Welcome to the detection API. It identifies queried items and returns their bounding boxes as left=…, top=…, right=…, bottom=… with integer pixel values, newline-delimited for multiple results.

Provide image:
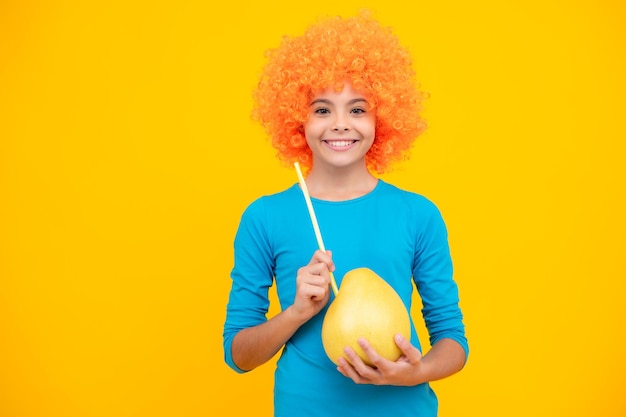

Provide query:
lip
left=323, top=139, right=358, bottom=151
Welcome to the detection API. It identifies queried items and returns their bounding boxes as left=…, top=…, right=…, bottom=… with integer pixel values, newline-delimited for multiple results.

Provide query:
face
left=303, top=83, right=376, bottom=172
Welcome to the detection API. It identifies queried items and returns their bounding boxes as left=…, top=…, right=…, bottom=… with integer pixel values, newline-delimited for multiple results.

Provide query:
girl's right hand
left=290, top=250, right=334, bottom=323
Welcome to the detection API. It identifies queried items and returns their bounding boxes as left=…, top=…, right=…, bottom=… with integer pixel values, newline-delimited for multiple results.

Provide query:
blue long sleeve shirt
left=223, top=180, right=468, bottom=416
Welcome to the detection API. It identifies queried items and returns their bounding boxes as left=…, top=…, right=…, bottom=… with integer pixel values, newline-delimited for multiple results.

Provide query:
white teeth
left=326, top=140, right=354, bottom=147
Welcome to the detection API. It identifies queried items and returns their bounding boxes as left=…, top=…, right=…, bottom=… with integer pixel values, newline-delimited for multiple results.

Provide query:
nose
left=332, top=115, right=350, bottom=132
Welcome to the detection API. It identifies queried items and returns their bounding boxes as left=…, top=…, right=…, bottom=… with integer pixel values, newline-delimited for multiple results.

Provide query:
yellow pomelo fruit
left=321, top=267, right=411, bottom=366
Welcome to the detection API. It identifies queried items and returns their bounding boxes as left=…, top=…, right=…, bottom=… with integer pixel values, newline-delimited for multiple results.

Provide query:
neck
left=304, top=164, right=378, bottom=201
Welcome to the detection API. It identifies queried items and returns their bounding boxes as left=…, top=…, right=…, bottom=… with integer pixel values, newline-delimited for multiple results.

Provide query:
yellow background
left=1, top=0, right=624, bottom=416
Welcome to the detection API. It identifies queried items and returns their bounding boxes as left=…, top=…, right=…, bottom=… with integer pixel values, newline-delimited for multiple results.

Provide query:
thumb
left=395, top=334, right=422, bottom=364
left=324, top=250, right=335, bottom=271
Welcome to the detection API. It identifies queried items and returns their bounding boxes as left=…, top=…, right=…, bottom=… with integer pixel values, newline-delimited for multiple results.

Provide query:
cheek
left=357, top=120, right=376, bottom=139
left=302, top=126, right=315, bottom=148
left=303, top=128, right=311, bottom=144
left=303, top=120, right=322, bottom=140
left=367, top=118, right=377, bottom=138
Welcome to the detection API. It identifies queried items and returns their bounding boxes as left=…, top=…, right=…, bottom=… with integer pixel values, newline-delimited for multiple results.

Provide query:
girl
left=223, top=12, right=468, bottom=417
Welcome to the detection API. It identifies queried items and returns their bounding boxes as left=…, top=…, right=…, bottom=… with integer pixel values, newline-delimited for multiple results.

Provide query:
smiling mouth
left=323, top=140, right=357, bottom=147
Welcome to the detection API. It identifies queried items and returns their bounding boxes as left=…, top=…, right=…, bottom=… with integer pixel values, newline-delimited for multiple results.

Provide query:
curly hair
left=252, top=11, right=426, bottom=174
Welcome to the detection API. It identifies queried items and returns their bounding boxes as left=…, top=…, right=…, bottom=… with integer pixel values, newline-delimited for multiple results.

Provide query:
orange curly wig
left=252, top=11, right=426, bottom=174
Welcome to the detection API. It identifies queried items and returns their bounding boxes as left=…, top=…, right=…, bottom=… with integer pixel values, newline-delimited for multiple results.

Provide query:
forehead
left=310, top=83, right=369, bottom=103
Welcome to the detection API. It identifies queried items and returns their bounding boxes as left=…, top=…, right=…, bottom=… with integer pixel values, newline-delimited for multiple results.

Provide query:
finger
left=337, top=356, right=367, bottom=384
left=325, top=250, right=335, bottom=271
left=299, top=269, right=332, bottom=297
left=298, top=279, right=329, bottom=300
left=343, top=344, right=378, bottom=381
left=394, top=334, right=422, bottom=365
left=356, top=337, right=388, bottom=370
left=308, top=250, right=335, bottom=272
left=305, top=261, right=331, bottom=278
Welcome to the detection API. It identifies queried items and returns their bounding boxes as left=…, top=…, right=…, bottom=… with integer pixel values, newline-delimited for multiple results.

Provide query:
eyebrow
left=310, top=98, right=369, bottom=106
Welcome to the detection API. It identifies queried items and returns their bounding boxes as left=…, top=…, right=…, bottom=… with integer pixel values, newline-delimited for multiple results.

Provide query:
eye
left=313, top=107, right=330, bottom=115
left=350, top=107, right=366, bottom=114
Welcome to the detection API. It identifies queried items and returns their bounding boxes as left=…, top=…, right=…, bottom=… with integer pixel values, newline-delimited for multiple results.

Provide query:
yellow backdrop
left=1, top=0, right=624, bottom=416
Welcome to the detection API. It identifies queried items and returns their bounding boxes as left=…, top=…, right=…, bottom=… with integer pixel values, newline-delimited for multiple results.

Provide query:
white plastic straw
left=294, top=162, right=339, bottom=296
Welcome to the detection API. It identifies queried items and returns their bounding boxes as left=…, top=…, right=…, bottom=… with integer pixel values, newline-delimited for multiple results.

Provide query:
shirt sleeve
left=222, top=199, right=275, bottom=373
left=412, top=202, right=469, bottom=359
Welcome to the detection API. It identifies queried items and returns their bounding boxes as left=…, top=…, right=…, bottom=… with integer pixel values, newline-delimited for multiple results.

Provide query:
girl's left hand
left=336, top=334, right=426, bottom=386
